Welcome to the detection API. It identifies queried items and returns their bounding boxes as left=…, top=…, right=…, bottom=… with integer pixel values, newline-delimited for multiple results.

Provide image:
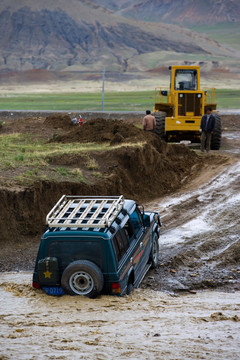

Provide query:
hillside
left=0, top=0, right=235, bottom=73
left=94, top=0, right=240, bottom=25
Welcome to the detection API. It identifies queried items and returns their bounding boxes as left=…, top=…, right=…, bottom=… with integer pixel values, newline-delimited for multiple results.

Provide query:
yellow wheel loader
left=153, top=65, right=222, bottom=150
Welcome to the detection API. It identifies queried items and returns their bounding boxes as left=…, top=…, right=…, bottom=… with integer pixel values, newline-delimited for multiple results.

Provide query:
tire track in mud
left=143, top=134, right=240, bottom=292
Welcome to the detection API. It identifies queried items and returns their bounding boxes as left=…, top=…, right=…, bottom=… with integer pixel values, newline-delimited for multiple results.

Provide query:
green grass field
left=0, top=89, right=239, bottom=111
left=0, top=91, right=154, bottom=111
left=0, top=132, right=143, bottom=186
left=215, top=89, right=240, bottom=109
left=190, top=22, right=240, bottom=51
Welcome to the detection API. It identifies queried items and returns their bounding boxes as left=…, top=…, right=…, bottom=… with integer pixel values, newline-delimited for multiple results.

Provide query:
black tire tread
left=211, top=114, right=222, bottom=150
left=153, top=111, right=166, bottom=140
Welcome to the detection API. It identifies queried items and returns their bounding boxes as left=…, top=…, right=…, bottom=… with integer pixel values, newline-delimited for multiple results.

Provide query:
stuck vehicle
left=32, top=195, right=161, bottom=298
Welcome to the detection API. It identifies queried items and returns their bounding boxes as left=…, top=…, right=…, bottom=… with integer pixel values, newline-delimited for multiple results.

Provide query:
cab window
left=129, top=209, right=143, bottom=236
left=174, top=69, right=197, bottom=90
left=112, top=229, right=130, bottom=263
left=123, top=219, right=134, bottom=241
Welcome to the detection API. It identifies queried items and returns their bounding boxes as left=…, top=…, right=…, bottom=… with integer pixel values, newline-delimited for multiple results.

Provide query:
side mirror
left=161, top=90, right=168, bottom=96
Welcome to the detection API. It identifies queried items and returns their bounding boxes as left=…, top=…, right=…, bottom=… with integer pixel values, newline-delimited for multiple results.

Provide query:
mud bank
left=0, top=115, right=203, bottom=248
left=1, top=110, right=240, bottom=129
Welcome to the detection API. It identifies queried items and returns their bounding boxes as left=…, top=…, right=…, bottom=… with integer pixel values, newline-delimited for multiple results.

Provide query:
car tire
left=126, top=283, right=134, bottom=295
left=149, top=233, right=159, bottom=269
left=61, top=260, right=104, bottom=298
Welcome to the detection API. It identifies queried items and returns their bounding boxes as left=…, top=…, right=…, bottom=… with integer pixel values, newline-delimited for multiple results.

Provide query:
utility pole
left=101, top=67, right=105, bottom=111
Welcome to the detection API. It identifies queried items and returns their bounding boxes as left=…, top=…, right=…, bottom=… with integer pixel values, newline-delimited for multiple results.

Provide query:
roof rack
left=46, top=195, right=125, bottom=229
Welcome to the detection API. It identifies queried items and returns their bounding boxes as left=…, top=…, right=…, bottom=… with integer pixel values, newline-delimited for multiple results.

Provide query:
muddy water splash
left=0, top=272, right=240, bottom=360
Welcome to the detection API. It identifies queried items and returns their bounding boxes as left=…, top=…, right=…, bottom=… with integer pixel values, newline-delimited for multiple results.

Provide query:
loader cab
left=169, top=65, right=200, bottom=92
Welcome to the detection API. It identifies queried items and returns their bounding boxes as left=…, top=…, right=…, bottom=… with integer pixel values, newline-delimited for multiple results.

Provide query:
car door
left=111, top=228, right=132, bottom=292
left=128, top=207, right=151, bottom=284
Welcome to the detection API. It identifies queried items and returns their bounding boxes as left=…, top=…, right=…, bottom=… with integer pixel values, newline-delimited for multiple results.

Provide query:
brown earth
left=0, top=113, right=238, bottom=281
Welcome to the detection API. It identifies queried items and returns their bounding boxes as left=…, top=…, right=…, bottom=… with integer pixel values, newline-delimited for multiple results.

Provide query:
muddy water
left=0, top=272, right=239, bottom=360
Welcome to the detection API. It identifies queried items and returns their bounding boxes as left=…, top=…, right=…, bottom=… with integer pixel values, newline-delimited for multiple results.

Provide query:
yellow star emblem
left=44, top=270, right=52, bottom=278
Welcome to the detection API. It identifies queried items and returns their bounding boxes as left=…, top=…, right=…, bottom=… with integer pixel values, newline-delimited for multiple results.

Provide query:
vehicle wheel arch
left=126, top=269, right=135, bottom=295
left=127, top=268, right=135, bottom=287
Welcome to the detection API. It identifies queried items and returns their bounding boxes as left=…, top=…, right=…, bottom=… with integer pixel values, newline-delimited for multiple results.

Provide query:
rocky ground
left=0, top=112, right=240, bottom=294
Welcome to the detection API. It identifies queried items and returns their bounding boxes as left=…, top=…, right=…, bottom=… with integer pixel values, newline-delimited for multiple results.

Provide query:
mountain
left=93, top=0, right=240, bottom=25
left=0, top=0, right=235, bottom=73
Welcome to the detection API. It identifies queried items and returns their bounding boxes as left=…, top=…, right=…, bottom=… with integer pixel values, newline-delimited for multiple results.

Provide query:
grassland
left=0, top=91, right=154, bottom=111
left=0, top=133, right=103, bottom=185
left=190, top=22, right=240, bottom=51
left=215, top=89, right=240, bottom=109
left=0, top=89, right=239, bottom=111
left=0, top=132, right=143, bottom=186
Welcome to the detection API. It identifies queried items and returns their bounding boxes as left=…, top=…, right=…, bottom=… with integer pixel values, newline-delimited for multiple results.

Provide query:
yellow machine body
left=154, top=65, right=217, bottom=141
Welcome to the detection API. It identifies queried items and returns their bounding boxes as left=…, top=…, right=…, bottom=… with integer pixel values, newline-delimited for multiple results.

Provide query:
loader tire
left=211, top=114, right=222, bottom=150
left=154, top=112, right=167, bottom=140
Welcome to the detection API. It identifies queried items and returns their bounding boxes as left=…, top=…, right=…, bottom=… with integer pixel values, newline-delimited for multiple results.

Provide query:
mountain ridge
left=0, top=0, right=238, bottom=74
left=93, top=0, right=240, bottom=25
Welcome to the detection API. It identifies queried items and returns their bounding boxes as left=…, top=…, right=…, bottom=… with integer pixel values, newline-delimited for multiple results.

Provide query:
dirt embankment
left=0, top=115, right=198, bottom=238
left=0, top=113, right=238, bottom=273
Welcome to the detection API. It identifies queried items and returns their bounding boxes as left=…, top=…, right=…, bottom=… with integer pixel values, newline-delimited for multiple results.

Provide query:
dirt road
left=142, top=131, right=240, bottom=293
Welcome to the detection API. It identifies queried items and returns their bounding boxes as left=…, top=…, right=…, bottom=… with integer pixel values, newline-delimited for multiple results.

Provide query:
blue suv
left=33, top=195, right=161, bottom=298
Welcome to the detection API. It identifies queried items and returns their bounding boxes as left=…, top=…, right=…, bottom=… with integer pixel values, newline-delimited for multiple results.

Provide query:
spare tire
left=61, top=260, right=104, bottom=298
left=211, top=114, right=222, bottom=150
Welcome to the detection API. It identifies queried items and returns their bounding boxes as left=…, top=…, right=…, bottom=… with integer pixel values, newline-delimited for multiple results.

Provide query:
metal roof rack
left=46, top=195, right=125, bottom=229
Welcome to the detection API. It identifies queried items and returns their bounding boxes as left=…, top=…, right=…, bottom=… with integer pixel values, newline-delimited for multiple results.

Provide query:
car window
left=123, top=220, right=134, bottom=239
left=48, top=240, right=103, bottom=269
left=129, top=209, right=143, bottom=236
left=112, top=229, right=130, bottom=263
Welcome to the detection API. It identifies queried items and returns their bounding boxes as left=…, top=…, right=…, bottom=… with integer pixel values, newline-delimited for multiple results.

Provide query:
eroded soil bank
left=0, top=115, right=202, bottom=245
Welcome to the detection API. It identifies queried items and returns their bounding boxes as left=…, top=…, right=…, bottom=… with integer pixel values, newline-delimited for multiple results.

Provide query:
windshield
left=174, top=69, right=197, bottom=90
